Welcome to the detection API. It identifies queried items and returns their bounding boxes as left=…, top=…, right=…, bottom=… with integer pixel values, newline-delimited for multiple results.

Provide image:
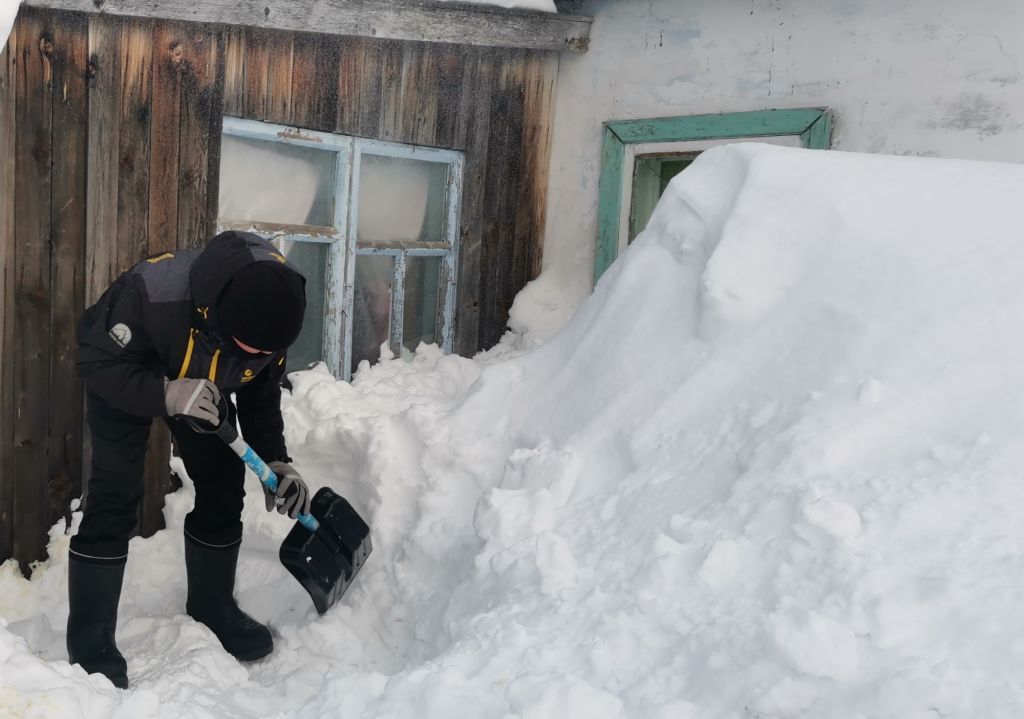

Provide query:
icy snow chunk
left=506, top=270, right=581, bottom=350
left=801, top=495, right=863, bottom=540
left=749, top=400, right=779, bottom=429
left=473, top=487, right=556, bottom=546
left=858, top=378, right=883, bottom=404
left=769, top=610, right=861, bottom=681
left=506, top=674, right=625, bottom=719
left=696, top=538, right=758, bottom=591
left=535, top=532, right=580, bottom=596
left=752, top=675, right=820, bottom=716
left=651, top=699, right=701, bottom=719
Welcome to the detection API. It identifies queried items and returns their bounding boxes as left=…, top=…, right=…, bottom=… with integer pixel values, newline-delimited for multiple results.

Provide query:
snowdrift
left=3, top=143, right=1024, bottom=718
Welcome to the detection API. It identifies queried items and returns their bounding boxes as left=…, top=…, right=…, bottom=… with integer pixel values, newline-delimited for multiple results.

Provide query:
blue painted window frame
left=219, top=117, right=464, bottom=380
left=595, top=107, right=833, bottom=282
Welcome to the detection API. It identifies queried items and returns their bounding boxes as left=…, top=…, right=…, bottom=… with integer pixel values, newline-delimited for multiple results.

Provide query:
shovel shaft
left=226, top=436, right=320, bottom=533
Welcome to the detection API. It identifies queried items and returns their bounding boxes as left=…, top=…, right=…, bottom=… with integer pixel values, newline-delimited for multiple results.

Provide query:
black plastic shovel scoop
left=185, top=405, right=372, bottom=615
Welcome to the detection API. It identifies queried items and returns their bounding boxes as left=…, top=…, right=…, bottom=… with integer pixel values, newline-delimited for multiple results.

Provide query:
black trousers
left=70, top=391, right=246, bottom=562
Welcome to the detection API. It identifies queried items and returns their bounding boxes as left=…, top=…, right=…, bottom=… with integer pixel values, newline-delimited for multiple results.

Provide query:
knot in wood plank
left=39, top=34, right=54, bottom=58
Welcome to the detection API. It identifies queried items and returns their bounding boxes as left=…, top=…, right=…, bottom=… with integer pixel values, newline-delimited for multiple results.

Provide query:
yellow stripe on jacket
left=177, top=328, right=197, bottom=379
left=208, top=349, right=220, bottom=382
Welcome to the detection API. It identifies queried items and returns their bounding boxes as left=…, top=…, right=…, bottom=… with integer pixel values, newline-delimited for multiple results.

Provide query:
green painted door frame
left=595, top=107, right=833, bottom=282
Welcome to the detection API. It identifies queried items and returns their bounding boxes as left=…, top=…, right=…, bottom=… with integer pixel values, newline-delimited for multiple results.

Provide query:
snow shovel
left=184, top=404, right=372, bottom=615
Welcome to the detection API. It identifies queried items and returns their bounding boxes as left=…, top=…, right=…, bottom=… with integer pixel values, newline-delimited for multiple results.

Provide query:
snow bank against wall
left=4, top=144, right=1024, bottom=717
left=543, top=0, right=1024, bottom=307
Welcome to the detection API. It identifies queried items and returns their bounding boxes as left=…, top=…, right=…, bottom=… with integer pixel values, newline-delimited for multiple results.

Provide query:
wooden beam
left=453, top=46, right=494, bottom=356
left=594, top=125, right=625, bottom=284
left=432, top=42, right=467, bottom=150
left=176, top=23, right=220, bottom=250
left=85, top=15, right=122, bottom=305
left=480, top=54, right=525, bottom=350
left=0, top=27, right=18, bottom=565
left=291, top=32, right=340, bottom=133
left=48, top=11, right=89, bottom=535
left=514, top=51, right=557, bottom=283
left=147, top=21, right=183, bottom=254
left=13, top=10, right=55, bottom=571
left=606, top=108, right=828, bottom=145
left=82, top=14, right=122, bottom=510
left=801, top=111, right=834, bottom=150
left=115, top=18, right=153, bottom=273
left=23, top=0, right=592, bottom=53
left=377, top=39, right=403, bottom=142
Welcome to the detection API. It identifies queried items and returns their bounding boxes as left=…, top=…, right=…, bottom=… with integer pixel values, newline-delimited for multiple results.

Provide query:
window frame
left=595, top=108, right=833, bottom=282
left=218, top=117, right=463, bottom=380
left=347, top=140, right=463, bottom=375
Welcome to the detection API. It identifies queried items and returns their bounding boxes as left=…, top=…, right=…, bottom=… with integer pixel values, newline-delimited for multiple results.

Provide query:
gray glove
left=265, top=461, right=311, bottom=519
left=165, top=378, right=221, bottom=425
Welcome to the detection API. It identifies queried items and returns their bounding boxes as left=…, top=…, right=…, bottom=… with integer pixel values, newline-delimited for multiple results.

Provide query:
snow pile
left=4, top=143, right=1024, bottom=717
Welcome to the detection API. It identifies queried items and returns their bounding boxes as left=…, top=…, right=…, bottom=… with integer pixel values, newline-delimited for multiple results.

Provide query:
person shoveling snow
left=5, top=144, right=1024, bottom=717
left=72, top=231, right=318, bottom=688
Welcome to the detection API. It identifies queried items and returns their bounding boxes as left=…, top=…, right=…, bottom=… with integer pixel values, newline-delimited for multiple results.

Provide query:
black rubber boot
left=67, top=555, right=129, bottom=689
left=184, top=532, right=274, bottom=661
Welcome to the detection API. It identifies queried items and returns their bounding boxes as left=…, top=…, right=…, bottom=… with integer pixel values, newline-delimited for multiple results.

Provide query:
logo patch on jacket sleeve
left=109, top=323, right=132, bottom=348
left=241, top=368, right=255, bottom=382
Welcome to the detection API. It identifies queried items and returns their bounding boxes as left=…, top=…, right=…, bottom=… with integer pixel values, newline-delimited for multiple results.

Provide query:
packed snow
left=4, top=143, right=1024, bottom=717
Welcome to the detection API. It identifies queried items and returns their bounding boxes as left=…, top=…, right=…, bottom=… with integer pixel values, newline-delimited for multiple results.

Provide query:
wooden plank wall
left=0, top=7, right=223, bottom=571
left=0, top=9, right=558, bottom=571
left=0, top=22, right=20, bottom=565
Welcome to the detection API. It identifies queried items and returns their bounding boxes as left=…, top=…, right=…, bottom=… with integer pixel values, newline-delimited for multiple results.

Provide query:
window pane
left=219, top=134, right=336, bottom=226
left=403, top=256, right=443, bottom=352
left=357, top=154, right=449, bottom=244
left=351, top=254, right=394, bottom=374
left=629, top=153, right=696, bottom=244
left=278, top=239, right=328, bottom=372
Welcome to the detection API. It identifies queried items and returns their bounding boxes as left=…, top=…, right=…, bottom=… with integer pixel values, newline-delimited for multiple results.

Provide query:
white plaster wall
left=542, top=0, right=1024, bottom=303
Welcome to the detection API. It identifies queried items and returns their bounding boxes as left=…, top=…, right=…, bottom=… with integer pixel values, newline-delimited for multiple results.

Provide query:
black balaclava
left=218, top=261, right=306, bottom=352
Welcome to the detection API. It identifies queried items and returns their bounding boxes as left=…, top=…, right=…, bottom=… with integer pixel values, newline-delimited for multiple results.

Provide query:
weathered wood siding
left=225, top=28, right=557, bottom=355
left=0, top=7, right=558, bottom=571
left=0, top=8, right=224, bottom=569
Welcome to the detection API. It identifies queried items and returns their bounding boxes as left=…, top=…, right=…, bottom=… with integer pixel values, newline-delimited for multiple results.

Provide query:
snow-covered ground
left=4, top=143, right=1024, bottom=717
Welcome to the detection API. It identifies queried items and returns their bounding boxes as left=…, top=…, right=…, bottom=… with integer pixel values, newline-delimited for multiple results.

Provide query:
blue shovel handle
left=235, top=441, right=320, bottom=532
left=183, top=408, right=319, bottom=532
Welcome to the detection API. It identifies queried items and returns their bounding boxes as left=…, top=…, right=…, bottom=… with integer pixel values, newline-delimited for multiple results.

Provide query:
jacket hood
left=190, top=230, right=306, bottom=340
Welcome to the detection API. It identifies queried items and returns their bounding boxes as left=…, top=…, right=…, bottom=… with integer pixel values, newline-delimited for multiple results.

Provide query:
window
left=628, top=152, right=699, bottom=245
left=218, top=118, right=463, bottom=379
left=596, top=108, right=833, bottom=282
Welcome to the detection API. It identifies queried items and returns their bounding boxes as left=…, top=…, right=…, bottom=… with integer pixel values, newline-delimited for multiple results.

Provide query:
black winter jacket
left=76, top=231, right=307, bottom=463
